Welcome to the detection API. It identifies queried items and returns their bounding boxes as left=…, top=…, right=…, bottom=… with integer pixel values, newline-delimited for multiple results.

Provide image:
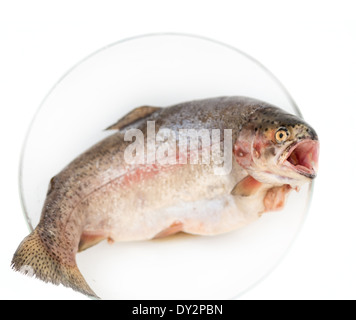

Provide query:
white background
left=0, top=0, right=355, bottom=300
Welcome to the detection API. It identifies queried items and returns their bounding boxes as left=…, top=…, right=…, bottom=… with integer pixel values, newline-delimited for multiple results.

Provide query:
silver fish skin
left=11, top=96, right=319, bottom=298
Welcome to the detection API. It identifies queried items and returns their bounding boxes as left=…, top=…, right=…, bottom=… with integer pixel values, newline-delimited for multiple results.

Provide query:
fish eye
left=275, top=127, right=289, bottom=143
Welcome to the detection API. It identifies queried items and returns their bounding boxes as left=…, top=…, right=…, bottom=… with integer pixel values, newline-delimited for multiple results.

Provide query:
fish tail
left=11, top=227, right=99, bottom=299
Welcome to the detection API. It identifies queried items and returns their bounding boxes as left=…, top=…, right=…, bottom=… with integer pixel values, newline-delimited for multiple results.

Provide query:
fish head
left=234, top=107, right=319, bottom=187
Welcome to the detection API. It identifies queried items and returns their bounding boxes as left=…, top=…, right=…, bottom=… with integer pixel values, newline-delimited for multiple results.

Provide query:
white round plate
left=20, top=33, right=313, bottom=299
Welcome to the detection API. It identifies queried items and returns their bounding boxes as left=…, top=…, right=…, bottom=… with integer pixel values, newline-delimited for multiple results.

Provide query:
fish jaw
left=279, top=139, right=319, bottom=179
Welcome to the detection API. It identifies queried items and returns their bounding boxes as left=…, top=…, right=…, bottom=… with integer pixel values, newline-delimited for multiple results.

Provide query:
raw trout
left=12, top=96, right=319, bottom=298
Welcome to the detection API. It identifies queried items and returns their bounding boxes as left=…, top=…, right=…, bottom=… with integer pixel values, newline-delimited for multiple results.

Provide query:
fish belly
left=77, top=161, right=265, bottom=242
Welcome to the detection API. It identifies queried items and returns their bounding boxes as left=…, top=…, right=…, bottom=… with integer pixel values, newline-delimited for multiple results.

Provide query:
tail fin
left=11, top=228, right=99, bottom=299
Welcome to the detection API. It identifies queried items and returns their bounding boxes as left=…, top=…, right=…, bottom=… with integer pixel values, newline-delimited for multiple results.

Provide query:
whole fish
left=12, top=96, right=319, bottom=298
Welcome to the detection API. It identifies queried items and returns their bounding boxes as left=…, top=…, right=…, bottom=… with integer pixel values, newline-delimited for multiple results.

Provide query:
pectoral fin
left=106, top=106, right=161, bottom=131
left=231, top=175, right=263, bottom=197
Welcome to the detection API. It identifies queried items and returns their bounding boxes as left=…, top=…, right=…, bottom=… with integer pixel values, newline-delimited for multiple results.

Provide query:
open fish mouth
left=282, top=139, right=319, bottom=179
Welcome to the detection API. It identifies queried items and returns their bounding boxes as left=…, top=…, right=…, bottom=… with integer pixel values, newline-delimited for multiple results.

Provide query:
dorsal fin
left=105, top=106, right=161, bottom=131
